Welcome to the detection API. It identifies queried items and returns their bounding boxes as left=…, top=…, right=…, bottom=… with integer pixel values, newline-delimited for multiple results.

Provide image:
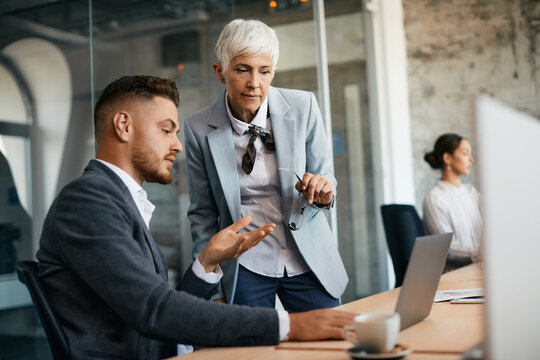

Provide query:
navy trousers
left=233, top=265, right=339, bottom=313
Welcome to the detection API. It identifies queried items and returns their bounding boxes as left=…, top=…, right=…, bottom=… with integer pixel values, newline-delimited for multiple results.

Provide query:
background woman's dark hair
left=424, top=133, right=464, bottom=169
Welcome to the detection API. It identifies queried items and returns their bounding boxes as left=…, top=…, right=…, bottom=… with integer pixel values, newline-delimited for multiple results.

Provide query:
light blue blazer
left=184, top=86, right=348, bottom=303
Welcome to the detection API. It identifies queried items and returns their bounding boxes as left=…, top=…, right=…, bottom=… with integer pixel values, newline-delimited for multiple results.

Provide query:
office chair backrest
left=380, top=204, right=424, bottom=288
left=16, top=261, right=70, bottom=360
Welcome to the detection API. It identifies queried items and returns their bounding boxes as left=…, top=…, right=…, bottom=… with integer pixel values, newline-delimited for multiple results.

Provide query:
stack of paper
left=434, top=288, right=485, bottom=302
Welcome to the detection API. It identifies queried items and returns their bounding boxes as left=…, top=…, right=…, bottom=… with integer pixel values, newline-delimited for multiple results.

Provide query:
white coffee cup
left=342, top=312, right=400, bottom=353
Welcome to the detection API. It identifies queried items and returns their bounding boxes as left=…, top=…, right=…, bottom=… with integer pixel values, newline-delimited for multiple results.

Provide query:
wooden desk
left=168, top=264, right=484, bottom=359
left=177, top=347, right=463, bottom=360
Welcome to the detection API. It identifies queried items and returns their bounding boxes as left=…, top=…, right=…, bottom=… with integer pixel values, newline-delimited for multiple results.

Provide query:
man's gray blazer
left=184, top=86, right=348, bottom=303
left=37, top=160, right=279, bottom=360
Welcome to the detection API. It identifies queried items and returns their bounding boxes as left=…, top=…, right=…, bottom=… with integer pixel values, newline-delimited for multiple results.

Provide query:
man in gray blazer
left=36, top=75, right=354, bottom=360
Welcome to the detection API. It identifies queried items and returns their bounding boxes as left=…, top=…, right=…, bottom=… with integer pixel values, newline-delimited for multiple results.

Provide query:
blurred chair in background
left=380, top=204, right=424, bottom=288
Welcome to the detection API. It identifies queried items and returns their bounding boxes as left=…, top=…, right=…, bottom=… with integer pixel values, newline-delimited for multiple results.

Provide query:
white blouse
left=423, top=180, right=483, bottom=259
left=225, top=94, right=309, bottom=278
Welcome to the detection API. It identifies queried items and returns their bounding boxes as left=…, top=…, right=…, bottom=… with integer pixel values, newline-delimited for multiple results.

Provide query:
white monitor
left=476, top=96, right=540, bottom=360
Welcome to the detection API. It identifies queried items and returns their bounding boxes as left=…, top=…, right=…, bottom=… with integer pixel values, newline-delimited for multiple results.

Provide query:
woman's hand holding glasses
left=266, top=169, right=334, bottom=231
left=281, top=168, right=333, bottom=206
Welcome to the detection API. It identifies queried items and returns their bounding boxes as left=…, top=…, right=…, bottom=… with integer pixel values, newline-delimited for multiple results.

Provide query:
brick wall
left=403, top=0, right=540, bottom=212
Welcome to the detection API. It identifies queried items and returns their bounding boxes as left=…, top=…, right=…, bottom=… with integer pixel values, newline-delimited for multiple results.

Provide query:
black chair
left=380, top=204, right=424, bottom=288
left=16, top=261, right=70, bottom=360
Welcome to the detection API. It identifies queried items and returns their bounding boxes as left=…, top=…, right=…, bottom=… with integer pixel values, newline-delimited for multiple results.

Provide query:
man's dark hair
left=94, top=75, right=179, bottom=134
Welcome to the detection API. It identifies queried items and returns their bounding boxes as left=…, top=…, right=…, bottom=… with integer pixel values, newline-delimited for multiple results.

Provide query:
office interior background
left=0, top=0, right=538, bottom=358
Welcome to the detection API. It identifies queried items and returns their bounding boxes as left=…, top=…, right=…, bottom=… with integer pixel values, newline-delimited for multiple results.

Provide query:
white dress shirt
left=225, top=94, right=310, bottom=278
left=96, top=159, right=290, bottom=344
left=423, top=180, right=483, bottom=259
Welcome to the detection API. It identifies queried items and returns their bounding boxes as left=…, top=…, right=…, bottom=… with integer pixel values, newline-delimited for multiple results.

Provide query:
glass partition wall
left=0, top=2, right=92, bottom=357
left=0, top=1, right=386, bottom=358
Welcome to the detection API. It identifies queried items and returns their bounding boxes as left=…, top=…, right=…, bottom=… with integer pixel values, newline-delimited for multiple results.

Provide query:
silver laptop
left=394, top=233, right=453, bottom=330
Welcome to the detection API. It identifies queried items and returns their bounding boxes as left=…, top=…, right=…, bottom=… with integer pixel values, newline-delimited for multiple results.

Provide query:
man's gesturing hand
left=198, top=216, right=275, bottom=273
left=288, top=309, right=356, bottom=341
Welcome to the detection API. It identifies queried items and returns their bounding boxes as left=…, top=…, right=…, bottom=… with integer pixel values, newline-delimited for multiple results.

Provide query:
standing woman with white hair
left=184, top=19, right=348, bottom=312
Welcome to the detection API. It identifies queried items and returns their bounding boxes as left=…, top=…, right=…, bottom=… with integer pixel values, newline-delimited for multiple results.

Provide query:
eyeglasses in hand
left=265, top=168, right=308, bottom=231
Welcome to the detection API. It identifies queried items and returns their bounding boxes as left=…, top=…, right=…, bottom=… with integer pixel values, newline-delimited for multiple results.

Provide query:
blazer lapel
left=141, top=225, right=168, bottom=280
left=88, top=160, right=167, bottom=279
left=268, top=87, right=297, bottom=219
left=122, top=188, right=168, bottom=279
left=207, top=97, right=242, bottom=222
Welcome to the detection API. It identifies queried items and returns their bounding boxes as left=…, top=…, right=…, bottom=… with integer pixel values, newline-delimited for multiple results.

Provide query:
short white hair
left=215, top=18, right=279, bottom=71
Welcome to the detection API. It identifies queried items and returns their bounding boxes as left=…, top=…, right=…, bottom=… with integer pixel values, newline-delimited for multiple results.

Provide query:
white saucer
left=346, top=344, right=413, bottom=359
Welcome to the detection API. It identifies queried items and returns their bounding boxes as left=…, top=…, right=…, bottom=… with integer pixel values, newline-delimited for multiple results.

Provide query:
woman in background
left=423, top=133, right=482, bottom=272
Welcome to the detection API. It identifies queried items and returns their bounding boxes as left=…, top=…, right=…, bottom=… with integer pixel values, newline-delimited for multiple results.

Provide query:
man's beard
left=132, top=137, right=172, bottom=185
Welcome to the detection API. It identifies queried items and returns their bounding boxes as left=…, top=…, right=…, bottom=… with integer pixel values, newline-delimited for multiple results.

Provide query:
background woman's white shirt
left=423, top=180, right=482, bottom=259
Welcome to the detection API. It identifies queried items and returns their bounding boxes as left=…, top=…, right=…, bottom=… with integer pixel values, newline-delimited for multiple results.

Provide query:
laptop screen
left=395, top=233, right=452, bottom=330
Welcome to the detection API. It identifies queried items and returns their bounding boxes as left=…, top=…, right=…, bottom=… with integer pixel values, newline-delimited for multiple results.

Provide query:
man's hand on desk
left=198, top=216, right=276, bottom=273
left=288, top=309, right=356, bottom=341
